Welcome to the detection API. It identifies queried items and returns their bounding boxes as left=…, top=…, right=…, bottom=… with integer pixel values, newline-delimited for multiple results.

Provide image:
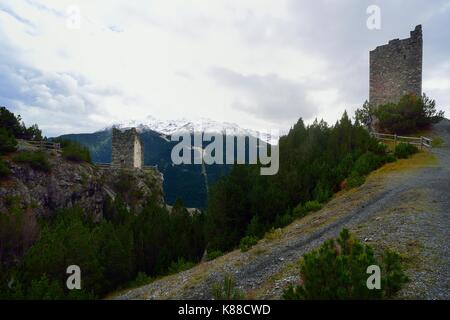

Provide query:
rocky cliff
left=0, top=149, right=164, bottom=222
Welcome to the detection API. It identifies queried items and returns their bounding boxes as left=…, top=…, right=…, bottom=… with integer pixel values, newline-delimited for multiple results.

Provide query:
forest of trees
left=1, top=106, right=206, bottom=299
left=0, top=197, right=205, bottom=299
left=205, top=112, right=396, bottom=252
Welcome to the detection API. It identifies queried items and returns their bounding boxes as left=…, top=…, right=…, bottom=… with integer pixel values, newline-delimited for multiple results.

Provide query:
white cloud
left=0, top=0, right=449, bottom=136
left=209, top=67, right=316, bottom=126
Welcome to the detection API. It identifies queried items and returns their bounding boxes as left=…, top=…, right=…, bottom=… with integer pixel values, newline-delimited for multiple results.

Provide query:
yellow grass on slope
left=368, top=151, right=438, bottom=179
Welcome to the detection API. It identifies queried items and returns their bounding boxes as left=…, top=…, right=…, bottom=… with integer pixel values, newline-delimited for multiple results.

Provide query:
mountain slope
left=112, top=121, right=450, bottom=300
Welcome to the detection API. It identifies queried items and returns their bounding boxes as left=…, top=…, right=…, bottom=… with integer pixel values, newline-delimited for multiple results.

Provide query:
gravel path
left=114, top=120, right=450, bottom=300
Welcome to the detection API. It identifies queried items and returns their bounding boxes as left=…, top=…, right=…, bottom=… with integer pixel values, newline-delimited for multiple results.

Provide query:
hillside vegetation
left=0, top=106, right=204, bottom=299
left=205, top=111, right=399, bottom=253
left=355, top=93, right=444, bottom=134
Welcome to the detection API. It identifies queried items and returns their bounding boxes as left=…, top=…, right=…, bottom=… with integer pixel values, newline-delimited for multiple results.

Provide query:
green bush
left=25, top=275, right=65, bottom=300
left=239, top=235, right=258, bottom=252
left=212, top=274, right=244, bottom=300
left=304, top=200, right=322, bottom=212
left=373, top=94, right=444, bottom=134
left=128, top=272, right=153, bottom=288
left=272, top=213, right=294, bottom=229
left=206, top=250, right=224, bottom=261
left=283, top=229, right=408, bottom=299
left=0, top=158, right=11, bottom=178
left=293, top=200, right=322, bottom=218
left=13, top=151, right=51, bottom=172
left=4, top=275, right=96, bottom=300
left=385, top=154, right=397, bottom=163
left=351, top=152, right=384, bottom=177
left=372, top=142, right=388, bottom=155
left=60, top=140, right=91, bottom=163
left=167, top=258, right=195, bottom=274
left=0, top=127, right=17, bottom=154
left=346, top=174, right=366, bottom=189
left=246, top=215, right=265, bottom=238
left=394, top=143, right=418, bottom=159
left=293, top=203, right=307, bottom=218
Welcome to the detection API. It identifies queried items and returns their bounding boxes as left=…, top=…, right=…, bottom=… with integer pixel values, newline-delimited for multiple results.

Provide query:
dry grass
left=251, top=247, right=267, bottom=256
left=368, top=151, right=437, bottom=179
left=246, top=261, right=300, bottom=299
left=264, top=228, right=283, bottom=241
left=431, top=137, right=445, bottom=147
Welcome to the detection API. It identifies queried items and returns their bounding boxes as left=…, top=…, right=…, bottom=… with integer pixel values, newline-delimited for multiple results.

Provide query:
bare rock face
left=0, top=151, right=164, bottom=222
left=0, top=151, right=105, bottom=221
left=100, top=166, right=165, bottom=213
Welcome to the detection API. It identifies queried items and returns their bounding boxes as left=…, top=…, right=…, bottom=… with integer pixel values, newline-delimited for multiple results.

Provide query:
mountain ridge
left=105, top=116, right=278, bottom=142
left=58, top=118, right=276, bottom=208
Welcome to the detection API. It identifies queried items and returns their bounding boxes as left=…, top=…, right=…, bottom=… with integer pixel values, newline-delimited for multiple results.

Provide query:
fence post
left=420, top=137, right=423, bottom=150
left=394, top=134, right=397, bottom=147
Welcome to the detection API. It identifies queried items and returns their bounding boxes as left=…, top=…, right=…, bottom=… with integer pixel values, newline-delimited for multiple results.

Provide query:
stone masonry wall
left=369, top=25, right=422, bottom=107
left=111, top=128, right=144, bottom=169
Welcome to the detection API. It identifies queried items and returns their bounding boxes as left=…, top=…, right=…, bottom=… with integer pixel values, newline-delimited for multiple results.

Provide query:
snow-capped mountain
left=61, top=117, right=280, bottom=208
left=110, top=116, right=278, bottom=142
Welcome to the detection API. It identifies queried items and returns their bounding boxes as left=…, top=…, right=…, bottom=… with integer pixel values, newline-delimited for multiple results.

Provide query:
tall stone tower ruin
left=111, top=127, right=144, bottom=169
left=369, top=25, right=423, bottom=107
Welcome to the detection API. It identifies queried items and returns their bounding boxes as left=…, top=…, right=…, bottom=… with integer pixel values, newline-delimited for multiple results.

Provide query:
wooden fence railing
left=370, top=132, right=432, bottom=149
left=17, top=139, right=61, bottom=150
left=95, top=163, right=158, bottom=170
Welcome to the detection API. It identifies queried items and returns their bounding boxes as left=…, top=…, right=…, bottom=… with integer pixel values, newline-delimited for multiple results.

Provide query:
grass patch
left=239, top=235, right=258, bottom=252
left=212, top=274, right=244, bottom=300
left=400, top=240, right=425, bottom=271
left=346, top=174, right=365, bottom=189
left=127, top=272, right=154, bottom=288
left=60, top=140, right=91, bottom=163
left=167, top=258, right=195, bottom=274
left=12, top=151, right=51, bottom=172
left=264, top=228, right=283, bottom=241
left=431, top=136, right=444, bottom=148
left=368, top=151, right=438, bottom=179
left=293, top=200, right=323, bottom=218
left=394, top=143, right=418, bottom=159
left=206, top=250, right=224, bottom=261
left=246, top=261, right=299, bottom=299
left=251, top=247, right=267, bottom=256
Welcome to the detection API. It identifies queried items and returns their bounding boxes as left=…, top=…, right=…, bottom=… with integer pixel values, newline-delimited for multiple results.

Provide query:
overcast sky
left=0, top=0, right=449, bottom=136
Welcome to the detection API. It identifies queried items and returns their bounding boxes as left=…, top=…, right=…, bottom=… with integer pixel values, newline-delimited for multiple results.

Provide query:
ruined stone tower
left=369, top=25, right=423, bottom=107
left=111, top=127, right=144, bottom=169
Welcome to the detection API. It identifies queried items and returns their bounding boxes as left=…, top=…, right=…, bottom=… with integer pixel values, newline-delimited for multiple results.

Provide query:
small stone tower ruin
left=111, top=127, right=144, bottom=169
left=369, top=25, right=423, bottom=107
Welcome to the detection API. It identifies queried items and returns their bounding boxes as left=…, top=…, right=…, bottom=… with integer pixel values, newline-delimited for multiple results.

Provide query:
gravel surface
left=114, top=120, right=450, bottom=300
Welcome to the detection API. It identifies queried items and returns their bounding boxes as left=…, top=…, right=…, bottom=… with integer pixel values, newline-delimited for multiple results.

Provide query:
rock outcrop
left=0, top=150, right=164, bottom=222
left=100, top=166, right=165, bottom=213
